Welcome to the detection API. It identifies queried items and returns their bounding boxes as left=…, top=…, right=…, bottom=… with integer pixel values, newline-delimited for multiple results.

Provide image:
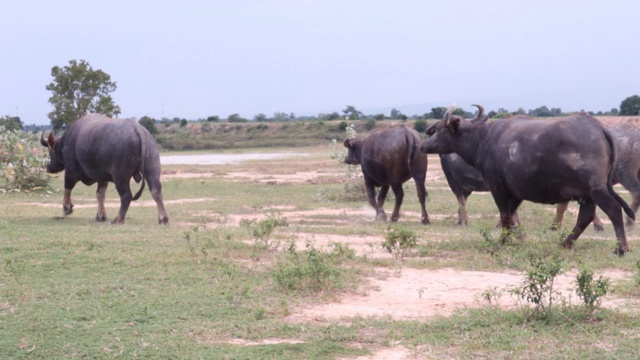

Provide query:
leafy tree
left=390, top=108, right=404, bottom=119
left=431, top=107, right=447, bottom=119
left=206, top=115, right=220, bottom=122
left=610, top=108, right=619, bottom=115
left=342, top=105, right=361, bottom=120
left=138, top=116, right=157, bottom=134
left=45, top=59, right=121, bottom=131
left=179, top=119, right=188, bottom=128
left=373, top=113, right=385, bottom=121
left=227, top=113, right=247, bottom=123
left=254, top=113, right=267, bottom=122
left=413, top=119, right=427, bottom=133
left=273, top=112, right=289, bottom=121
left=0, top=115, right=23, bottom=131
left=487, top=110, right=498, bottom=118
left=620, top=95, right=640, bottom=115
left=364, top=118, right=376, bottom=130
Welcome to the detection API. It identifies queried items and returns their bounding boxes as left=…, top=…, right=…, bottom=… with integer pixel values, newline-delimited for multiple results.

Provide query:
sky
left=2, top=0, right=639, bottom=125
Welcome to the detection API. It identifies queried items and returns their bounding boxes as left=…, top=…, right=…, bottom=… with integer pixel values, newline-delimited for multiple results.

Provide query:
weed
left=510, top=253, right=565, bottom=318
left=382, top=225, right=418, bottom=261
left=251, top=213, right=288, bottom=250
left=575, top=268, right=610, bottom=317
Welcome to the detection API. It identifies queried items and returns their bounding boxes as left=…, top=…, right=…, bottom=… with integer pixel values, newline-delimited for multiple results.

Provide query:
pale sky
left=2, top=0, right=639, bottom=125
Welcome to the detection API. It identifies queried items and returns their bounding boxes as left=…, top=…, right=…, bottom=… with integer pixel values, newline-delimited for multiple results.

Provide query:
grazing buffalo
left=421, top=104, right=634, bottom=255
left=553, top=124, right=640, bottom=230
left=344, top=124, right=429, bottom=224
left=41, top=114, right=169, bottom=224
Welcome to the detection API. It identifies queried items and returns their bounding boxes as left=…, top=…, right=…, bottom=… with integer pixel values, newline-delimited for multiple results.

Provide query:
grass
left=1, top=146, right=640, bottom=358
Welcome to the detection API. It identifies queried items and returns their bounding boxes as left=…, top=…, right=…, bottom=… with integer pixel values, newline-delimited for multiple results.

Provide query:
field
left=2, top=142, right=640, bottom=359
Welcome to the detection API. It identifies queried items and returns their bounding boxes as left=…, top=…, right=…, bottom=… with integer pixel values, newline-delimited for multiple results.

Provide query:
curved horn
left=470, top=104, right=485, bottom=122
left=40, top=131, right=49, bottom=147
left=443, top=103, right=457, bottom=125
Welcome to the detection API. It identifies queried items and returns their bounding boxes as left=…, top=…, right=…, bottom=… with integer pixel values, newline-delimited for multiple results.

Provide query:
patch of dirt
left=286, top=267, right=635, bottom=323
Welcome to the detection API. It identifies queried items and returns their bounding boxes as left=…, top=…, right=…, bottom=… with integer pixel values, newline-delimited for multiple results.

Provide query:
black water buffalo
left=421, top=104, right=634, bottom=255
left=553, top=123, right=640, bottom=230
left=41, top=114, right=169, bottom=224
left=344, top=124, right=429, bottom=224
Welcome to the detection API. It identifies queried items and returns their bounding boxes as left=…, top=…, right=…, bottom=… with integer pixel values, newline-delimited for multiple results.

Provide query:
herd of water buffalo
left=344, top=104, right=640, bottom=256
left=38, top=106, right=639, bottom=256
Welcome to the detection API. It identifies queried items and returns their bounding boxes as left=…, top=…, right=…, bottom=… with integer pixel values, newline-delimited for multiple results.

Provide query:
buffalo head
left=40, top=131, right=65, bottom=173
left=343, top=138, right=364, bottom=165
left=421, top=104, right=487, bottom=154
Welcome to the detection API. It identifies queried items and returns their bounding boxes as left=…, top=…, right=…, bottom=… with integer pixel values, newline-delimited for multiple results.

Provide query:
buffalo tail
left=604, top=129, right=635, bottom=220
left=132, top=124, right=148, bottom=202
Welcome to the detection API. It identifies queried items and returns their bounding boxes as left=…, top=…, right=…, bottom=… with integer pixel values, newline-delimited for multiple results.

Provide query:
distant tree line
left=5, top=58, right=640, bottom=130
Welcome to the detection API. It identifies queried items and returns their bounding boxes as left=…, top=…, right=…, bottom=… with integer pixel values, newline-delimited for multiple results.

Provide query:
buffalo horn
left=40, top=131, right=49, bottom=147
left=470, top=104, right=485, bottom=122
left=443, top=103, right=457, bottom=125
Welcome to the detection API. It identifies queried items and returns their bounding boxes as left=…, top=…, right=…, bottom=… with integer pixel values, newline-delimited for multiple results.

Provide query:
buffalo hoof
left=111, top=218, right=125, bottom=225
left=421, top=218, right=430, bottom=225
left=561, top=240, right=574, bottom=250
left=158, top=216, right=169, bottom=225
left=594, top=224, right=605, bottom=232
left=612, top=247, right=628, bottom=257
left=63, top=204, right=74, bottom=216
left=96, top=214, right=107, bottom=222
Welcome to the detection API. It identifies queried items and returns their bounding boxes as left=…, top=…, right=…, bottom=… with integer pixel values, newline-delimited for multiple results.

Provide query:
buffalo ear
left=447, top=118, right=461, bottom=135
left=47, top=131, right=56, bottom=149
left=343, top=138, right=351, bottom=148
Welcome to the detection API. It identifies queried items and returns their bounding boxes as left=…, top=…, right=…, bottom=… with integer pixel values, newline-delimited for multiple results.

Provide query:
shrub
left=575, top=268, right=610, bottom=317
left=0, top=127, right=51, bottom=193
left=382, top=225, right=418, bottom=261
left=413, top=119, right=427, bottom=133
left=510, top=254, right=565, bottom=318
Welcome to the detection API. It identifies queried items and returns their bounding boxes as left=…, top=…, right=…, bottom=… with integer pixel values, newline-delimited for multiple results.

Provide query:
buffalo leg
left=618, top=170, right=640, bottom=227
left=492, top=193, right=522, bottom=243
left=553, top=201, right=603, bottom=231
left=95, top=182, right=108, bottom=221
left=62, top=179, right=77, bottom=216
left=551, top=202, right=568, bottom=230
left=374, top=185, right=389, bottom=221
left=390, top=184, right=404, bottom=222
left=562, top=199, right=596, bottom=250
left=413, top=176, right=430, bottom=225
left=591, top=189, right=628, bottom=255
left=112, top=180, right=133, bottom=224
left=456, top=191, right=471, bottom=225
left=147, top=176, right=169, bottom=224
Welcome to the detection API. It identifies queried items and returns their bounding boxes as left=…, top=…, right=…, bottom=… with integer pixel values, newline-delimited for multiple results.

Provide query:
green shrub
left=382, top=225, right=418, bottom=261
left=510, top=254, right=565, bottom=318
left=575, top=268, right=610, bottom=317
left=413, top=119, right=427, bottom=133
left=0, top=127, right=51, bottom=193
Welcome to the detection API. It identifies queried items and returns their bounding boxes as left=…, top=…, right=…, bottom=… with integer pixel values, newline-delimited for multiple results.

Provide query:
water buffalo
left=344, top=124, right=429, bottom=224
left=421, top=104, right=634, bottom=255
left=553, top=124, right=640, bottom=230
left=41, top=113, right=169, bottom=224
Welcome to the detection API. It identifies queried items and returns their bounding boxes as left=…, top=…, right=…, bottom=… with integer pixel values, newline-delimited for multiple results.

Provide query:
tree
left=413, top=119, right=427, bottom=133
left=138, top=116, right=157, bottom=134
left=620, top=95, right=640, bottom=116
left=431, top=107, right=447, bottom=119
left=254, top=113, right=267, bottom=122
left=390, top=108, right=404, bottom=119
left=46, top=59, right=121, bottom=131
left=342, top=105, right=361, bottom=120
left=206, top=115, right=220, bottom=122
left=0, top=115, right=23, bottom=131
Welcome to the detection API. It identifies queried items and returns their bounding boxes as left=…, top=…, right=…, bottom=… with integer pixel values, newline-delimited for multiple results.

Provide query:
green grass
left=1, top=147, right=640, bottom=358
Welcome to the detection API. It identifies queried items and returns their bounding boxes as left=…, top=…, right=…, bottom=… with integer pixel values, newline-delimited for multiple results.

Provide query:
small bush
left=510, top=254, right=565, bottom=318
left=413, top=119, right=427, bottom=133
left=273, top=242, right=349, bottom=293
left=382, top=225, right=418, bottom=261
left=0, top=127, right=52, bottom=193
left=575, top=268, right=610, bottom=317
left=250, top=213, right=289, bottom=250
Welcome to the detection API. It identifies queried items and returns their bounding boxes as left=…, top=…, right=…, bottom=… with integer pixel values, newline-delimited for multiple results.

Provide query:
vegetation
left=45, top=59, right=120, bottom=131
left=0, top=126, right=51, bottom=193
left=1, top=145, right=640, bottom=358
left=620, top=95, right=640, bottom=116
